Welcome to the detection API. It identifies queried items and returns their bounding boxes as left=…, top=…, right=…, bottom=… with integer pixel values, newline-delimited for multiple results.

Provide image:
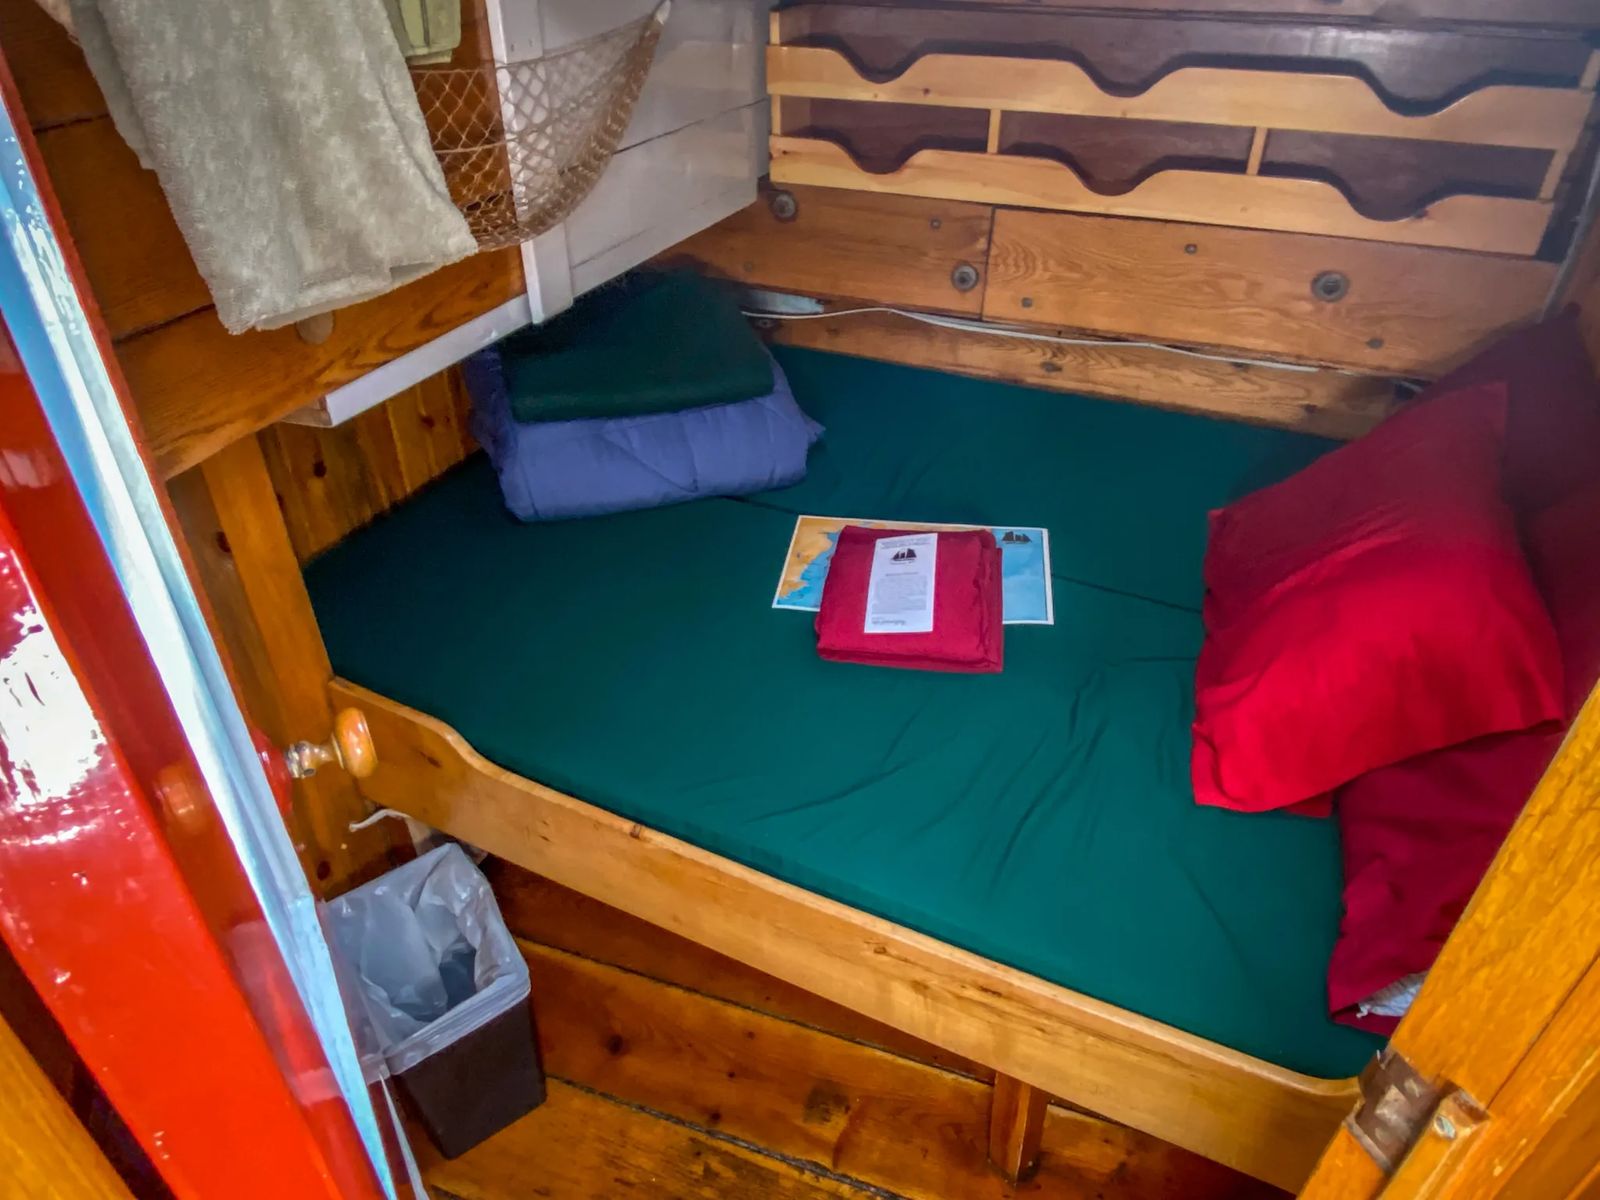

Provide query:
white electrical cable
left=742, top=304, right=1342, bottom=375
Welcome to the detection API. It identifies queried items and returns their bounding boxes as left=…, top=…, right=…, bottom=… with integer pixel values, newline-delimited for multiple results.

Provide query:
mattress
left=307, top=347, right=1386, bottom=1078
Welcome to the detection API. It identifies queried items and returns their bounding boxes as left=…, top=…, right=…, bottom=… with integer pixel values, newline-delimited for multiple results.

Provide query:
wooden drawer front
left=768, top=5, right=1596, bottom=257
left=985, top=209, right=1555, bottom=375
left=666, top=184, right=992, bottom=316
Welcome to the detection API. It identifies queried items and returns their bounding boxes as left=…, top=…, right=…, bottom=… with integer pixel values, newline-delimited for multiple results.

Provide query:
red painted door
left=0, top=43, right=392, bottom=1200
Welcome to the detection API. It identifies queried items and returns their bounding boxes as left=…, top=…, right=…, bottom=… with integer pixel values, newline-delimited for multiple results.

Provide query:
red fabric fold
left=1429, top=306, right=1600, bottom=517
left=1328, top=476, right=1600, bottom=1031
left=816, top=526, right=1003, bottom=673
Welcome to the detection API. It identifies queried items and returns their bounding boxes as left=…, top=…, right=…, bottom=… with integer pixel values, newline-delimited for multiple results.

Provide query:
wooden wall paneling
left=122, top=248, right=521, bottom=479
left=985, top=209, right=1557, bottom=375
left=339, top=680, right=1360, bottom=1192
left=0, top=0, right=106, bottom=129
left=35, top=119, right=209, bottom=340
left=385, top=369, right=475, bottom=495
left=773, top=6, right=1595, bottom=101
left=447, top=363, right=477, bottom=453
left=176, top=439, right=395, bottom=892
left=769, top=139, right=1553, bottom=257
left=0, top=1010, right=133, bottom=1200
left=260, top=367, right=479, bottom=565
left=664, top=184, right=994, bottom=315
left=1300, top=681, right=1600, bottom=1199
left=765, top=307, right=1397, bottom=439
left=258, top=423, right=389, bottom=566
left=488, top=862, right=994, bottom=1081
left=519, top=940, right=1280, bottom=1200
left=347, top=406, right=411, bottom=514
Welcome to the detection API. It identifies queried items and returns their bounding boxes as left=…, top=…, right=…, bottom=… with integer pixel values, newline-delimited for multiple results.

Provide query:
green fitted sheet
left=306, top=347, right=1384, bottom=1079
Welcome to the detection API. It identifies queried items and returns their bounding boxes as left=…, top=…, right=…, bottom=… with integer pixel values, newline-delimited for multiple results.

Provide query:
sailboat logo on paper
left=892, top=548, right=919, bottom=562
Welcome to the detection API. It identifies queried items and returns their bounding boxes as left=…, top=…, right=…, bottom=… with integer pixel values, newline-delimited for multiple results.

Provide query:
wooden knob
left=295, top=312, right=335, bottom=344
left=154, top=763, right=210, bottom=836
left=331, top=708, right=376, bottom=778
left=285, top=708, right=377, bottom=780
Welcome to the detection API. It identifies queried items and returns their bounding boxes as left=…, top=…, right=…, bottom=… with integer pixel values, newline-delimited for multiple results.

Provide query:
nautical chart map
left=772, top=515, right=1053, bottom=624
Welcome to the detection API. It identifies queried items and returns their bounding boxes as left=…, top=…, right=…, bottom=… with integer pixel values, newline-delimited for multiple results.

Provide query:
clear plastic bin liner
left=325, top=844, right=530, bottom=1074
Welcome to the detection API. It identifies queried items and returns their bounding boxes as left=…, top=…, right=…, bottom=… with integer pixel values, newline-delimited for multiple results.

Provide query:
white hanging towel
left=67, top=0, right=478, bottom=333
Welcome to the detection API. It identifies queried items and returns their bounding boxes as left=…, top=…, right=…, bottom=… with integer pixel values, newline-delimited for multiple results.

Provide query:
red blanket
left=815, top=526, right=1003, bottom=673
left=1329, top=475, right=1600, bottom=1031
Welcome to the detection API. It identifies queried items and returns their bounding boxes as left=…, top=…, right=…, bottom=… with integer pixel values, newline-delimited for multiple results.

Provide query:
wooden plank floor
left=417, top=863, right=1285, bottom=1200
left=419, top=1080, right=877, bottom=1200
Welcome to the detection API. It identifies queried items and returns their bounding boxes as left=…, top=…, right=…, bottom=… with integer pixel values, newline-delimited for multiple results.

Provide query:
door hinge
left=1347, top=1047, right=1446, bottom=1173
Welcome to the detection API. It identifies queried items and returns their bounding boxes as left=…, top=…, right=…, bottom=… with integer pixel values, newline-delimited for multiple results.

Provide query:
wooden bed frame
left=12, top=0, right=1597, bottom=1187
left=334, top=679, right=1362, bottom=1192
left=332, top=669, right=1600, bottom=1198
left=333, top=666, right=1600, bottom=1198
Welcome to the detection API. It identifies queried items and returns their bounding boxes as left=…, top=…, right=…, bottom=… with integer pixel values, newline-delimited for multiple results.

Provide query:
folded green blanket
left=505, top=273, right=774, bottom=424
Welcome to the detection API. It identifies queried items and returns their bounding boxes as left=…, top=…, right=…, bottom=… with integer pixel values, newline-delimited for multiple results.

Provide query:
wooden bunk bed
left=9, top=0, right=1600, bottom=1196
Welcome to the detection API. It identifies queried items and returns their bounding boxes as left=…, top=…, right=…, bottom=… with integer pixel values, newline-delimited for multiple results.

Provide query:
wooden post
left=1539, top=150, right=1570, bottom=201
left=988, top=1073, right=1048, bottom=1184
left=986, top=110, right=1002, bottom=154
left=1246, top=127, right=1268, bottom=175
left=167, top=435, right=396, bottom=894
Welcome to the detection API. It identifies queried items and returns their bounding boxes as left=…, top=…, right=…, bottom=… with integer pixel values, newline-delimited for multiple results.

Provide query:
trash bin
left=325, top=844, right=544, bottom=1158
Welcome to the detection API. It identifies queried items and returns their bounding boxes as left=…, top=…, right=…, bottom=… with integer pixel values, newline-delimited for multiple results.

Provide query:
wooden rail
left=767, top=9, right=1597, bottom=259
left=336, top=679, right=1361, bottom=1194
left=921, top=0, right=1600, bottom=22
left=768, top=46, right=1594, bottom=152
left=771, top=139, right=1553, bottom=256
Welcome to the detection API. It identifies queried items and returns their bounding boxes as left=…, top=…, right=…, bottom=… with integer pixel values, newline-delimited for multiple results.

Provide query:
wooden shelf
left=767, top=8, right=1598, bottom=257
left=769, top=46, right=1592, bottom=153
left=771, top=139, right=1554, bottom=256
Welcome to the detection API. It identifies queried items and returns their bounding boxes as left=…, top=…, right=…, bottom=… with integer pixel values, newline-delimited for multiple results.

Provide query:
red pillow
left=1431, top=307, right=1600, bottom=516
left=1328, top=477, right=1600, bottom=1031
left=1192, top=382, right=1563, bottom=812
left=816, top=526, right=1003, bottom=673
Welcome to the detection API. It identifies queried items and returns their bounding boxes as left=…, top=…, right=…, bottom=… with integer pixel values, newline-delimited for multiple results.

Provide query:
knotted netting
left=410, top=3, right=668, bottom=249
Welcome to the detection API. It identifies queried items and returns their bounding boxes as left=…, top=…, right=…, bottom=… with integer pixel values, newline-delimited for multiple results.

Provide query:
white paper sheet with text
left=863, top=533, right=938, bottom=634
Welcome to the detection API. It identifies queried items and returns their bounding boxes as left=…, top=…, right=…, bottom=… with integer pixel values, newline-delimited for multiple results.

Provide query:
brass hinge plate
left=1347, top=1047, right=1445, bottom=1173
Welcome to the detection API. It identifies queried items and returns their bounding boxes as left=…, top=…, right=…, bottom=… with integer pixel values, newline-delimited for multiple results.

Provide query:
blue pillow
left=464, top=347, right=823, bottom=522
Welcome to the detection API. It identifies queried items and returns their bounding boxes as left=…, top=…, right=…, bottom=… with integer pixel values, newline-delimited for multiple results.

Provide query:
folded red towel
left=815, top=526, right=1003, bottom=673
